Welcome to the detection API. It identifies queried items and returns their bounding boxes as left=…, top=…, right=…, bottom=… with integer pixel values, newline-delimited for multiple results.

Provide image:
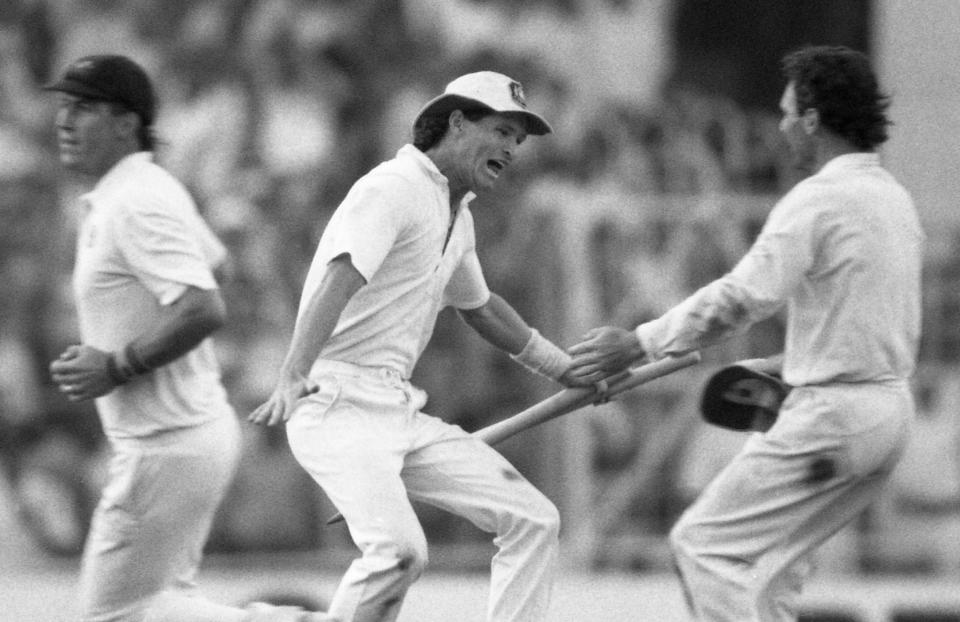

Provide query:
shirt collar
left=397, top=144, right=476, bottom=206
left=97, top=152, right=153, bottom=188
left=79, top=152, right=153, bottom=211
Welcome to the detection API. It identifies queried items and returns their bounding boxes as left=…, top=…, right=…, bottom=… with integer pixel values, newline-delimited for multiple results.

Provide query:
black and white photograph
left=1, top=1, right=958, bottom=620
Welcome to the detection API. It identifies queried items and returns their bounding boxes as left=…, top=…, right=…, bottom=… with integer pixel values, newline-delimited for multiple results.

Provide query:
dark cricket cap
left=44, top=55, right=156, bottom=125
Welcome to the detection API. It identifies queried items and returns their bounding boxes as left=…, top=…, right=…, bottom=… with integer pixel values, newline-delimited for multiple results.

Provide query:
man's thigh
left=80, top=419, right=239, bottom=619
left=677, top=385, right=910, bottom=562
left=401, top=415, right=554, bottom=532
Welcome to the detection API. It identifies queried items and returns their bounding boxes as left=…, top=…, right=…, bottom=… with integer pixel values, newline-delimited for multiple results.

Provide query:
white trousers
left=79, top=414, right=241, bottom=622
left=286, top=361, right=560, bottom=622
left=670, top=381, right=913, bottom=622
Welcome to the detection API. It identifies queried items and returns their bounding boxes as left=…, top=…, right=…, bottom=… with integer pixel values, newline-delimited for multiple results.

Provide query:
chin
left=59, top=153, right=84, bottom=170
left=471, top=179, right=496, bottom=194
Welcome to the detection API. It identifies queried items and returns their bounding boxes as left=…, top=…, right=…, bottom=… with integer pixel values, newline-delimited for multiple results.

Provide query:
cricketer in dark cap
left=45, top=54, right=157, bottom=169
left=45, top=54, right=156, bottom=124
left=44, top=53, right=285, bottom=621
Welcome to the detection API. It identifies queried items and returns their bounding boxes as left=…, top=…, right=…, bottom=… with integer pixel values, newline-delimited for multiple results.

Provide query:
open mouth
left=486, top=159, right=505, bottom=177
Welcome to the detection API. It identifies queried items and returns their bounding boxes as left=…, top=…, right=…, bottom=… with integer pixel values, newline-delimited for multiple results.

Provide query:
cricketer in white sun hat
left=415, top=71, right=552, bottom=135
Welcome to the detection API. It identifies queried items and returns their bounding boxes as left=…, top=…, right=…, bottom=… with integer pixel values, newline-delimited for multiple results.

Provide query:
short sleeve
left=323, top=175, right=408, bottom=282
left=443, top=248, right=491, bottom=309
left=116, top=197, right=218, bottom=305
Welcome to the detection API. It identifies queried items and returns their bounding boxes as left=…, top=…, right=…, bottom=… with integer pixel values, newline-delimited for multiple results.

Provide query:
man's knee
left=669, top=516, right=693, bottom=558
left=529, top=490, right=560, bottom=528
left=395, top=545, right=428, bottom=580
left=387, top=535, right=428, bottom=582
left=383, top=533, right=429, bottom=580
left=513, top=495, right=561, bottom=544
left=355, top=524, right=430, bottom=588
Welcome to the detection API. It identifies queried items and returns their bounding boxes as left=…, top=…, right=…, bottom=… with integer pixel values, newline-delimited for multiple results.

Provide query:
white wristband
left=510, top=329, right=572, bottom=381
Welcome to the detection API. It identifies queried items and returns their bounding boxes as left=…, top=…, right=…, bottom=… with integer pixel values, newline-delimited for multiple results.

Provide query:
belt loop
left=379, top=367, right=402, bottom=386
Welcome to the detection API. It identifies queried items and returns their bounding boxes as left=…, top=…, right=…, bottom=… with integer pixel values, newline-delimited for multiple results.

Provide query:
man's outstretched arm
left=249, top=255, right=365, bottom=426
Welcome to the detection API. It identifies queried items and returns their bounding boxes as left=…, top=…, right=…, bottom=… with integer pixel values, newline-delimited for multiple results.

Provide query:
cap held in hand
left=700, top=364, right=790, bottom=432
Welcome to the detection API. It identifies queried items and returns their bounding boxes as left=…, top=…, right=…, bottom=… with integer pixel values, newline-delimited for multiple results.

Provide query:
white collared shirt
left=73, top=152, right=232, bottom=438
left=636, top=153, right=924, bottom=386
left=300, top=145, right=491, bottom=379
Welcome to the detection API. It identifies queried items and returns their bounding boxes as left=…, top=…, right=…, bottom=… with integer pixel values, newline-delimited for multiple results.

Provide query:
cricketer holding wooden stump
left=568, top=46, right=923, bottom=621
left=250, top=71, right=592, bottom=622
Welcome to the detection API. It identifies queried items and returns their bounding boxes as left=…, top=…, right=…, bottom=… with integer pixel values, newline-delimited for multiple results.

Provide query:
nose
left=55, top=104, right=75, bottom=129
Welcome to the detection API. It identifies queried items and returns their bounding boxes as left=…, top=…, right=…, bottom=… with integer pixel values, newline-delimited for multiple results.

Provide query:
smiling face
left=53, top=92, right=139, bottom=178
left=443, top=111, right=528, bottom=196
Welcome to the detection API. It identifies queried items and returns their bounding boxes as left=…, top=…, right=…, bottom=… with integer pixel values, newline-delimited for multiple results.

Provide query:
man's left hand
left=50, top=344, right=118, bottom=401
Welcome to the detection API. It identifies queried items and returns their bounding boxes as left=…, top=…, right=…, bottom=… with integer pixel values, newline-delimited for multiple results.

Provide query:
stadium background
left=1, top=1, right=959, bottom=620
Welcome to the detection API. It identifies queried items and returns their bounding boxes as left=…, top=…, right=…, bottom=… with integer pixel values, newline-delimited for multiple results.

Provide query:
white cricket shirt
left=73, top=152, right=233, bottom=438
left=300, top=144, right=491, bottom=379
left=636, top=153, right=923, bottom=386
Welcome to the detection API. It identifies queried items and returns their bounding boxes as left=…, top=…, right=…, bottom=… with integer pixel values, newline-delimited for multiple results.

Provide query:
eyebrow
left=495, top=118, right=524, bottom=132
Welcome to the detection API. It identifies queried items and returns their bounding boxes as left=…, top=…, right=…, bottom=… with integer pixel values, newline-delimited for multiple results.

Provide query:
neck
left=425, top=146, right=469, bottom=210
left=814, top=134, right=864, bottom=171
left=447, top=187, right=468, bottom=211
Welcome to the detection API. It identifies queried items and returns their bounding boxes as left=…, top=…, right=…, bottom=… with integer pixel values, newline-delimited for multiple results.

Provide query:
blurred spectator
left=155, top=44, right=254, bottom=207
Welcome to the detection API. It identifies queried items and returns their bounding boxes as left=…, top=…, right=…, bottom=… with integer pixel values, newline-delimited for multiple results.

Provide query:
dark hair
left=781, top=45, right=891, bottom=150
left=413, top=108, right=493, bottom=152
left=108, top=101, right=156, bottom=151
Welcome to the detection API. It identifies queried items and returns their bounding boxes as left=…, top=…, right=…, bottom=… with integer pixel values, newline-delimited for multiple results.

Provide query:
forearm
left=277, top=256, right=366, bottom=381
left=56, top=287, right=226, bottom=395
left=637, top=276, right=780, bottom=359
left=460, top=292, right=571, bottom=381
left=278, top=295, right=343, bottom=382
left=458, top=292, right=532, bottom=354
left=129, top=289, right=225, bottom=370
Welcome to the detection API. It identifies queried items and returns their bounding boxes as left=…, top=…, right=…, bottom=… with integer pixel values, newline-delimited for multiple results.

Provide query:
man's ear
left=802, top=108, right=819, bottom=135
left=114, top=110, right=140, bottom=141
left=448, top=109, right=465, bottom=132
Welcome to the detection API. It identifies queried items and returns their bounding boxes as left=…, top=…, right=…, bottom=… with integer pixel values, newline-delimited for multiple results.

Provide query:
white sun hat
left=415, top=71, right=552, bottom=135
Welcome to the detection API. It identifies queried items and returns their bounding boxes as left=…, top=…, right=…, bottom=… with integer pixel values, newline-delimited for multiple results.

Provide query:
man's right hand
left=248, top=376, right=318, bottom=426
left=566, top=326, right=646, bottom=384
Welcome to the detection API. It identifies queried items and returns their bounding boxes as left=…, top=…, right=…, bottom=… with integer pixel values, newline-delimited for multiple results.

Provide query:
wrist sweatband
left=510, top=329, right=572, bottom=381
left=105, top=353, right=129, bottom=386
left=110, top=343, right=151, bottom=385
left=124, top=343, right=151, bottom=374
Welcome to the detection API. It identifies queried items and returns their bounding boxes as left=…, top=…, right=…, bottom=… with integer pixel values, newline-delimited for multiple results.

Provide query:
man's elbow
left=201, top=295, right=227, bottom=335
left=184, top=291, right=227, bottom=338
left=458, top=303, right=492, bottom=329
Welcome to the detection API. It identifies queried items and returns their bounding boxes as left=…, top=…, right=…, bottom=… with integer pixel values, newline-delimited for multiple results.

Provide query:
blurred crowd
left=2, top=0, right=955, bottom=574
left=0, top=0, right=790, bottom=407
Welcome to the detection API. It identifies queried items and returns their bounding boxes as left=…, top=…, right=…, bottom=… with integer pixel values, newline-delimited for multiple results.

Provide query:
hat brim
left=415, top=94, right=552, bottom=136
left=42, top=77, right=114, bottom=103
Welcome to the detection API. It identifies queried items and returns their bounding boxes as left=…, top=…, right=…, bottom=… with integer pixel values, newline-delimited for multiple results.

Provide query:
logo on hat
left=414, top=71, right=551, bottom=136
left=509, top=81, right=527, bottom=109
